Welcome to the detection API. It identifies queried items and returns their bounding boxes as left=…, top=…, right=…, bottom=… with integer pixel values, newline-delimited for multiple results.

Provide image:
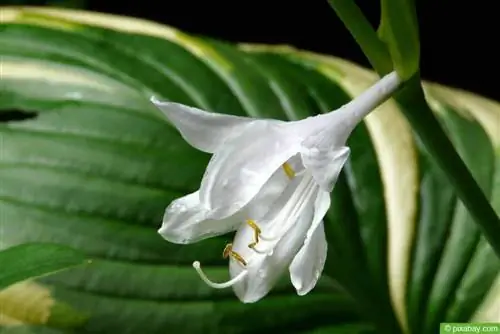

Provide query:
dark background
left=9, top=0, right=500, bottom=101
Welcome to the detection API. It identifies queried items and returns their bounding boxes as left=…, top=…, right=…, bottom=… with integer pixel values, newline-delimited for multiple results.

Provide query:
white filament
left=251, top=243, right=275, bottom=254
left=259, top=232, right=280, bottom=241
left=192, top=261, right=248, bottom=289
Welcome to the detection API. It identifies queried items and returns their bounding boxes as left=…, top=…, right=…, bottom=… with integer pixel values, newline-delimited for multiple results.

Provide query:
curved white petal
left=200, top=120, right=302, bottom=219
left=244, top=162, right=291, bottom=220
left=158, top=191, right=243, bottom=244
left=159, top=165, right=291, bottom=245
left=229, top=207, right=315, bottom=303
left=289, top=189, right=330, bottom=295
left=151, top=98, right=254, bottom=153
left=248, top=173, right=308, bottom=233
left=306, top=189, right=332, bottom=242
left=229, top=176, right=318, bottom=303
left=300, top=145, right=350, bottom=192
left=289, top=221, right=327, bottom=295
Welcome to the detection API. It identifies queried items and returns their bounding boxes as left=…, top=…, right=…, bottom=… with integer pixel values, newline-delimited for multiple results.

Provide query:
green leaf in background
left=0, top=244, right=88, bottom=330
left=0, top=243, right=86, bottom=290
left=1, top=6, right=498, bottom=334
left=0, top=326, right=64, bottom=334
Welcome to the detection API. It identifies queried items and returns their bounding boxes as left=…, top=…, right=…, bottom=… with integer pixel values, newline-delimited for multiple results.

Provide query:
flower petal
left=158, top=191, right=243, bottom=244
left=159, top=165, right=291, bottom=245
left=244, top=162, right=291, bottom=220
left=300, top=145, right=350, bottom=192
left=289, top=221, right=328, bottom=295
left=151, top=98, right=254, bottom=153
left=230, top=205, right=315, bottom=303
left=200, top=120, right=302, bottom=219
left=290, top=189, right=330, bottom=295
left=306, top=189, right=331, bottom=241
left=229, top=176, right=318, bottom=303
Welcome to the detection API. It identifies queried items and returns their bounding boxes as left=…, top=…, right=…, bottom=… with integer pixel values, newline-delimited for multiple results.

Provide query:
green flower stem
left=379, top=0, right=420, bottom=79
left=326, top=0, right=392, bottom=75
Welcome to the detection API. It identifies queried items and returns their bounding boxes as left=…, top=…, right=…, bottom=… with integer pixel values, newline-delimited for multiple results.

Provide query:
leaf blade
left=0, top=243, right=86, bottom=290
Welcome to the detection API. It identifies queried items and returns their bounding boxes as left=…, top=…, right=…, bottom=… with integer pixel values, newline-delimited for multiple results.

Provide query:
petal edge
left=151, top=98, right=254, bottom=153
left=159, top=191, right=242, bottom=244
left=300, top=145, right=350, bottom=192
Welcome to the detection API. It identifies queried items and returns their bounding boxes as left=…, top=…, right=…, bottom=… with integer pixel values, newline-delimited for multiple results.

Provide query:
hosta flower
left=151, top=71, right=401, bottom=303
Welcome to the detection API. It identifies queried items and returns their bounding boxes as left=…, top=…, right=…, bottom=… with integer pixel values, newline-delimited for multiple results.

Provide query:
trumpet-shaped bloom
left=152, top=71, right=401, bottom=303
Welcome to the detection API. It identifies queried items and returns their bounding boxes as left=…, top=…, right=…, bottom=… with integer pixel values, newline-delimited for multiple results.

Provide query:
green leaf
left=1, top=7, right=499, bottom=334
left=421, top=105, right=496, bottom=333
left=395, top=77, right=500, bottom=258
left=0, top=243, right=86, bottom=290
left=405, top=104, right=499, bottom=333
left=378, top=0, right=420, bottom=79
left=0, top=326, right=63, bottom=334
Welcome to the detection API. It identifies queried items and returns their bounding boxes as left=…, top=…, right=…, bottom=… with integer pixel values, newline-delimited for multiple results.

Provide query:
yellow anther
left=222, top=243, right=247, bottom=266
left=282, top=162, right=295, bottom=179
left=246, top=219, right=261, bottom=248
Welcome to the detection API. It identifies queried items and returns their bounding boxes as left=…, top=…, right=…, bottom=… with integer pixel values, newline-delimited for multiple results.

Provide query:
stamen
left=246, top=219, right=261, bottom=248
left=246, top=219, right=280, bottom=248
left=193, top=261, right=248, bottom=289
left=222, top=243, right=247, bottom=266
left=282, top=162, right=295, bottom=179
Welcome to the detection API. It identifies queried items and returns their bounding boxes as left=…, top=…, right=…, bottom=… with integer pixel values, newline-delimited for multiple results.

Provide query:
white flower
left=151, top=71, right=401, bottom=303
